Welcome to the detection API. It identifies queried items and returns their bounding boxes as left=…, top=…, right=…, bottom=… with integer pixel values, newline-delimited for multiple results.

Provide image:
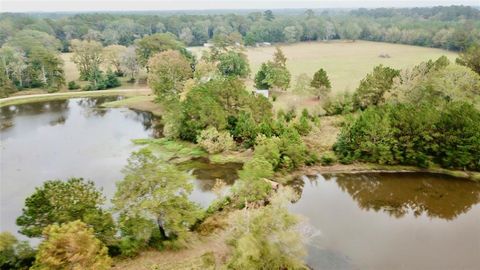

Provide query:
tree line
left=1, top=6, right=479, bottom=97
left=1, top=6, right=478, bottom=50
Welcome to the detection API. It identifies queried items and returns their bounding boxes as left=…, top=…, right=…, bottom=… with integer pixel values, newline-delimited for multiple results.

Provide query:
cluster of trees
left=0, top=30, right=65, bottom=97
left=1, top=6, right=478, bottom=50
left=332, top=55, right=480, bottom=171
left=2, top=145, right=313, bottom=269
left=2, top=6, right=478, bottom=96
left=254, top=47, right=291, bottom=90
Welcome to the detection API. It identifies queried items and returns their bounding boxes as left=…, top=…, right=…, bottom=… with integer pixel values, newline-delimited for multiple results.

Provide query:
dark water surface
left=290, top=173, right=480, bottom=270
left=0, top=97, right=237, bottom=239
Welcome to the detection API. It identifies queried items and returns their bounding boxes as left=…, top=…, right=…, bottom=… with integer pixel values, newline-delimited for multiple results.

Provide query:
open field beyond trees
left=190, top=40, right=457, bottom=93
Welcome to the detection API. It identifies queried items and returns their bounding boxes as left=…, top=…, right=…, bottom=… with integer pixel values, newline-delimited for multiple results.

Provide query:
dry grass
left=61, top=52, right=145, bottom=90
left=190, top=40, right=457, bottom=94
left=61, top=53, right=80, bottom=82
left=304, top=115, right=344, bottom=153
left=112, top=211, right=236, bottom=270
left=101, top=95, right=163, bottom=116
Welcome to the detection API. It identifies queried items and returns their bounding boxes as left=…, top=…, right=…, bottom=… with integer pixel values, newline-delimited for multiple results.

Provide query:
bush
left=231, top=112, right=258, bottom=148
left=104, top=70, right=121, bottom=88
left=293, top=110, right=312, bottom=136
left=239, top=157, right=274, bottom=180
left=323, top=92, right=355, bottom=115
left=254, top=135, right=281, bottom=170
left=68, top=81, right=80, bottom=90
left=320, top=152, right=337, bottom=166
left=197, top=127, right=235, bottom=154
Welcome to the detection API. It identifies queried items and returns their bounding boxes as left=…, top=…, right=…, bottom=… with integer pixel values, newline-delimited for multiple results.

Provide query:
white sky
left=0, top=0, right=478, bottom=12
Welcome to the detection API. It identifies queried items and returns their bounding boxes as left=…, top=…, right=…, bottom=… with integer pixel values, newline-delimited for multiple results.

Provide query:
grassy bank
left=101, top=95, right=163, bottom=116
left=0, top=89, right=151, bottom=107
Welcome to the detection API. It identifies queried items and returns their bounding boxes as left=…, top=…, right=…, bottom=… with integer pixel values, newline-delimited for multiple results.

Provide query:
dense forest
left=1, top=6, right=479, bottom=50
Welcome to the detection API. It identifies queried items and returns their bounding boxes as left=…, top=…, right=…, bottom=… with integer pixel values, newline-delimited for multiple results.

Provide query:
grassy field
left=191, top=40, right=457, bottom=94
left=61, top=53, right=145, bottom=90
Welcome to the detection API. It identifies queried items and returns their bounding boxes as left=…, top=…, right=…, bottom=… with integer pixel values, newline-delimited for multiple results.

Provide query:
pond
left=0, top=97, right=239, bottom=239
left=290, top=173, right=480, bottom=270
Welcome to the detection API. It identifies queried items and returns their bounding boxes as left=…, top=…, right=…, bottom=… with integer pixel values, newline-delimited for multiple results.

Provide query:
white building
left=254, top=89, right=269, bottom=98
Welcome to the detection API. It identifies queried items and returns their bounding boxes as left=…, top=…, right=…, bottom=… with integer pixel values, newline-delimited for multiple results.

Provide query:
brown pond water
left=290, top=173, right=480, bottom=270
left=0, top=97, right=239, bottom=240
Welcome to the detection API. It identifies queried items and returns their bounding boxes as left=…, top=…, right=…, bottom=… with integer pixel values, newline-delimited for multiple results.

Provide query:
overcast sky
left=1, top=0, right=478, bottom=12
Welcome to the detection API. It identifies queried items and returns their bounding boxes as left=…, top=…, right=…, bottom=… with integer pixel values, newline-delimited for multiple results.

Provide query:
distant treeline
left=1, top=5, right=478, bottom=51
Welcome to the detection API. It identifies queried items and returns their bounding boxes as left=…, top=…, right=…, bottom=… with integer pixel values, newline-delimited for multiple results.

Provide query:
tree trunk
left=156, top=217, right=168, bottom=239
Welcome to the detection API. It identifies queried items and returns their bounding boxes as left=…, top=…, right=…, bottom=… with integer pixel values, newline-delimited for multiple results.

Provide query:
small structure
left=379, top=53, right=391, bottom=58
left=203, top=43, right=213, bottom=48
left=255, top=42, right=272, bottom=47
left=254, top=89, right=269, bottom=98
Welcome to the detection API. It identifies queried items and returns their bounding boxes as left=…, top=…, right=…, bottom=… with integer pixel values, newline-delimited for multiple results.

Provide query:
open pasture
left=191, top=40, right=457, bottom=94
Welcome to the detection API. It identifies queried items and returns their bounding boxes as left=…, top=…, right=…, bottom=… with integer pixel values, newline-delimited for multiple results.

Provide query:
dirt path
left=112, top=230, right=230, bottom=270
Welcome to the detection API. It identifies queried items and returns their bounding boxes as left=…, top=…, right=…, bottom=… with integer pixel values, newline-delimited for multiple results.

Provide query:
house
left=255, top=42, right=272, bottom=47
left=254, top=89, right=269, bottom=98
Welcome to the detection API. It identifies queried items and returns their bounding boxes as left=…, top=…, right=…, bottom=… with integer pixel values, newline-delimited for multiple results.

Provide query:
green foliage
left=197, top=126, right=235, bottom=154
left=231, top=172, right=272, bottom=207
left=320, top=152, right=337, bottom=166
left=254, top=63, right=270, bottom=89
left=226, top=189, right=307, bottom=270
left=456, top=43, right=480, bottom=75
left=148, top=50, right=193, bottom=101
left=323, top=91, right=355, bottom=115
left=254, top=50, right=291, bottom=91
left=1, top=37, right=65, bottom=92
left=179, top=82, right=229, bottom=141
left=293, top=109, right=312, bottom=136
left=16, top=178, right=115, bottom=244
left=353, top=65, right=400, bottom=109
left=239, top=157, right=275, bottom=180
left=254, top=135, right=281, bottom=170
left=71, top=39, right=103, bottom=81
left=113, top=149, right=202, bottom=244
left=278, top=127, right=309, bottom=170
left=32, top=221, right=112, bottom=270
left=388, top=57, right=480, bottom=108
left=334, top=102, right=480, bottom=170
left=135, top=33, right=186, bottom=66
left=67, top=80, right=80, bottom=90
left=310, top=68, right=331, bottom=98
left=103, top=70, right=121, bottom=88
left=172, top=78, right=273, bottom=144
left=117, top=215, right=162, bottom=257
left=1, top=6, right=478, bottom=51
left=0, top=232, right=35, bottom=270
left=231, top=112, right=258, bottom=148
left=217, top=51, right=250, bottom=78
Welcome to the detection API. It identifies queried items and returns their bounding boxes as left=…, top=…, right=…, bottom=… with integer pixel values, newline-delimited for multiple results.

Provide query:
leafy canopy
left=113, top=149, right=202, bottom=241
left=16, top=178, right=115, bottom=244
left=32, top=221, right=112, bottom=270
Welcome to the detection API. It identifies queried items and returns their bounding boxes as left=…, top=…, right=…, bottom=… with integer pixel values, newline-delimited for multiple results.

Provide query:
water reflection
left=289, top=173, right=480, bottom=270
left=324, top=173, right=480, bottom=220
left=0, top=97, right=161, bottom=239
left=178, top=157, right=243, bottom=208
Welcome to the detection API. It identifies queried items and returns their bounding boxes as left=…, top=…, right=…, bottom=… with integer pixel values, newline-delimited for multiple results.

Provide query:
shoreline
left=281, top=163, right=480, bottom=182
left=3, top=91, right=478, bottom=182
left=0, top=88, right=151, bottom=107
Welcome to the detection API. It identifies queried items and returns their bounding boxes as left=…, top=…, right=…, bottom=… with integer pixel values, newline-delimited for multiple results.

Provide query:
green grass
left=0, top=89, right=149, bottom=107
left=132, top=138, right=206, bottom=163
left=102, top=96, right=153, bottom=107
